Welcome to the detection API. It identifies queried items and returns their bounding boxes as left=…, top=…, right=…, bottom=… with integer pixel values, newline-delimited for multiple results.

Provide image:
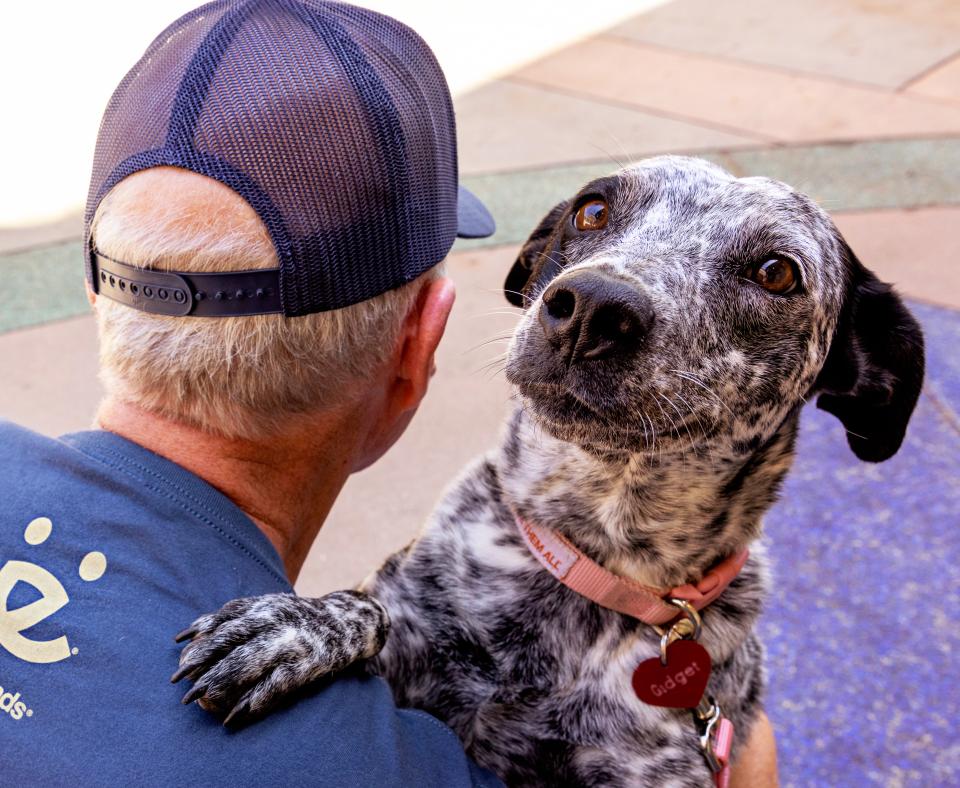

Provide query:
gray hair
left=90, top=168, right=439, bottom=439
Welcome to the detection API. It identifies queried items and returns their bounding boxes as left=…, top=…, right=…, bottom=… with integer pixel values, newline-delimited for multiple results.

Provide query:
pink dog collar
left=516, top=516, right=745, bottom=786
left=515, top=517, right=748, bottom=625
left=712, top=717, right=734, bottom=788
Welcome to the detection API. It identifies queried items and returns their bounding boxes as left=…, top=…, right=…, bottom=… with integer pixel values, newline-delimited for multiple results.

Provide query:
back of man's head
left=83, top=0, right=494, bottom=439
left=91, top=167, right=435, bottom=439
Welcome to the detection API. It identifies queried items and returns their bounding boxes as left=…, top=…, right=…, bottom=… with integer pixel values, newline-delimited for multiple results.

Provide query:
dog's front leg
left=171, top=590, right=389, bottom=725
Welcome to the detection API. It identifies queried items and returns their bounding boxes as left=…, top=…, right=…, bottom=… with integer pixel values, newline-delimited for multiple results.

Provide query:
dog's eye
left=748, top=256, right=799, bottom=295
left=574, top=199, right=608, bottom=231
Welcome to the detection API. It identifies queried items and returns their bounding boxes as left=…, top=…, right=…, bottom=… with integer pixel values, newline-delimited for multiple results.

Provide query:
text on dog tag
left=632, top=640, right=712, bottom=708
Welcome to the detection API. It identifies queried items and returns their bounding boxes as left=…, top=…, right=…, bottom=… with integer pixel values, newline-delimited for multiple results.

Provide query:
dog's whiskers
left=672, top=390, right=709, bottom=442
left=501, top=288, right=534, bottom=306
left=466, top=310, right=524, bottom=320
left=670, top=389, right=725, bottom=474
left=475, top=355, right=509, bottom=379
left=463, top=334, right=514, bottom=355
left=652, top=392, right=689, bottom=466
left=670, top=369, right=736, bottom=419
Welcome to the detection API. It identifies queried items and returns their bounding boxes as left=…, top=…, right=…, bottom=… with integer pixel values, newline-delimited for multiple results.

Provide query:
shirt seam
left=71, top=443, right=288, bottom=586
left=404, top=708, right=473, bottom=746
left=401, top=712, right=496, bottom=787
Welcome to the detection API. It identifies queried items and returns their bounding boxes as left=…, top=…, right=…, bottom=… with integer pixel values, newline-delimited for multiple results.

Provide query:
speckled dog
left=173, top=157, right=924, bottom=786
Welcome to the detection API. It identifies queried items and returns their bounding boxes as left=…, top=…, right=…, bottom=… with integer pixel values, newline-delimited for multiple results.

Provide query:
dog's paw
left=171, top=590, right=389, bottom=726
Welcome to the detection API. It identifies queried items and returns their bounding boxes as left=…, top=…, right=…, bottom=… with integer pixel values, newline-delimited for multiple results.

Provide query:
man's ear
left=504, top=200, right=568, bottom=307
left=395, top=276, right=455, bottom=411
left=814, top=242, right=924, bottom=463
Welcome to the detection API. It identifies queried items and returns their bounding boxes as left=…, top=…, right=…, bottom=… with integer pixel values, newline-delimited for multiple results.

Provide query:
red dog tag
left=632, top=640, right=712, bottom=708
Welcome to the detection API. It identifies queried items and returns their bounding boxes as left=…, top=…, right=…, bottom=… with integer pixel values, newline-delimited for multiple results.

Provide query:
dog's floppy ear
left=504, top=201, right=568, bottom=307
left=814, top=241, right=924, bottom=462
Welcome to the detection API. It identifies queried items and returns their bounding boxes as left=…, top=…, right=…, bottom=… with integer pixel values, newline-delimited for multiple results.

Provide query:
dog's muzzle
left=538, top=270, right=655, bottom=365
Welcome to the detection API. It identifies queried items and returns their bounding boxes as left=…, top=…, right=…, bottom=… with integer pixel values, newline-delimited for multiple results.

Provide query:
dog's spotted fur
left=175, top=157, right=924, bottom=786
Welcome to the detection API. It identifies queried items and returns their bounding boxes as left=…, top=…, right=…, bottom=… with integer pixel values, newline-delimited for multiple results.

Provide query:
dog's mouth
left=512, top=380, right=607, bottom=423
left=505, top=321, right=724, bottom=452
left=509, top=376, right=704, bottom=451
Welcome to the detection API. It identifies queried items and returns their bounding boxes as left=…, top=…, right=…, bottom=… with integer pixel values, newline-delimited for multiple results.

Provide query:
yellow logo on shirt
left=0, top=517, right=106, bottom=664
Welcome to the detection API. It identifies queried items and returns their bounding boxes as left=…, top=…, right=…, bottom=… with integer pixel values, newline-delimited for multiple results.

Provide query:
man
left=2, top=1, right=498, bottom=784
left=1, top=1, right=775, bottom=784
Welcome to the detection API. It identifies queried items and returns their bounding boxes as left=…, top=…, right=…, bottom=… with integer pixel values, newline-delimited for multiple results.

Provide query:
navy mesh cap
left=84, top=0, right=495, bottom=317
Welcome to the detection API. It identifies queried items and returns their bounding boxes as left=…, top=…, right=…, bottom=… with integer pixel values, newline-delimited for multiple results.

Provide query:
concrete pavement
left=2, top=1, right=958, bottom=784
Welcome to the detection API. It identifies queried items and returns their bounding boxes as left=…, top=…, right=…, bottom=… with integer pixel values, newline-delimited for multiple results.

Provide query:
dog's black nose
left=539, top=270, right=654, bottom=363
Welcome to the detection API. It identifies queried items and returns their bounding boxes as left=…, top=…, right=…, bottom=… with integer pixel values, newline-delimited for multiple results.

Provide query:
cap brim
left=456, top=185, right=496, bottom=239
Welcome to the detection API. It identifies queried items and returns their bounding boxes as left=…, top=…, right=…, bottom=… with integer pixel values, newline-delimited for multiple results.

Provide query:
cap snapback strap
left=92, top=251, right=283, bottom=317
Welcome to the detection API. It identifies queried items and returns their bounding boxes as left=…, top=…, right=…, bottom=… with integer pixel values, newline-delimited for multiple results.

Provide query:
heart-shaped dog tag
left=632, top=640, right=712, bottom=708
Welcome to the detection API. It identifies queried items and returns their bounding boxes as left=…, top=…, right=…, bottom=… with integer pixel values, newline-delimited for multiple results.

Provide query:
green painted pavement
left=0, top=241, right=89, bottom=334
left=456, top=137, right=960, bottom=251
left=2, top=136, right=958, bottom=335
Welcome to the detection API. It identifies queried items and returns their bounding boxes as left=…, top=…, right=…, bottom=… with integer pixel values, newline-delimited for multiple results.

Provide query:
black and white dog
left=173, top=157, right=924, bottom=786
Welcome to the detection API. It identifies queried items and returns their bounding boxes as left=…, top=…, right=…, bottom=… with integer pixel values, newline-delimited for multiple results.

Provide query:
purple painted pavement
left=760, top=300, right=960, bottom=786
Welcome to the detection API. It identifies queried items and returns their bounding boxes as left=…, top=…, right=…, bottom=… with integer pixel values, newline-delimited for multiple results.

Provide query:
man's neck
left=97, top=398, right=364, bottom=582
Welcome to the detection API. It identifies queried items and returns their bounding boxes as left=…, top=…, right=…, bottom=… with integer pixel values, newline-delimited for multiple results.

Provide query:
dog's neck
left=496, top=406, right=799, bottom=588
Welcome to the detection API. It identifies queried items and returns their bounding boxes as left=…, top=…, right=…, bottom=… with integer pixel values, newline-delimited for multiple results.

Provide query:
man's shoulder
left=2, top=658, right=497, bottom=786
left=0, top=420, right=104, bottom=485
left=0, top=419, right=59, bottom=456
left=1, top=423, right=288, bottom=584
left=181, top=673, right=500, bottom=787
left=0, top=422, right=499, bottom=786
left=0, top=420, right=100, bottom=520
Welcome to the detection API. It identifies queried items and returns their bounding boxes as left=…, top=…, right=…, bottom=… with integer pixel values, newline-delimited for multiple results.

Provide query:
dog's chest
left=457, top=615, right=722, bottom=786
left=376, top=458, right=768, bottom=785
left=427, top=537, right=749, bottom=785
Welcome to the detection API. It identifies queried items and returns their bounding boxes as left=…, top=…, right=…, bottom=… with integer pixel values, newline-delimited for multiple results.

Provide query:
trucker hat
left=84, top=0, right=495, bottom=318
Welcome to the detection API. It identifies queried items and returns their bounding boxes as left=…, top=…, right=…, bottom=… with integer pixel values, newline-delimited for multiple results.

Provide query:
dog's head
left=504, top=156, right=924, bottom=462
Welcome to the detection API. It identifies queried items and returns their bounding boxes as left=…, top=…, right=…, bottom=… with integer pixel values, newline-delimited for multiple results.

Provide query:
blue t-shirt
left=0, top=421, right=500, bottom=787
